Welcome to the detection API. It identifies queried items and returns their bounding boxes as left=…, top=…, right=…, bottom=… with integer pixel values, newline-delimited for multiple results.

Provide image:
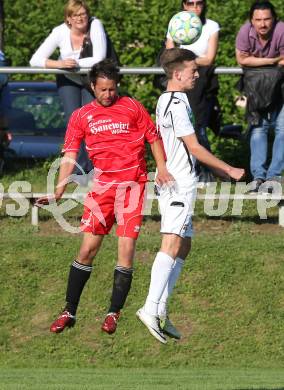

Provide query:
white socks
left=158, top=257, right=185, bottom=319
left=144, top=252, right=175, bottom=316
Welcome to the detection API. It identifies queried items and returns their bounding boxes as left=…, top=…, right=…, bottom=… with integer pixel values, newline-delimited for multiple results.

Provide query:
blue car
left=3, top=81, right=66, bottom=159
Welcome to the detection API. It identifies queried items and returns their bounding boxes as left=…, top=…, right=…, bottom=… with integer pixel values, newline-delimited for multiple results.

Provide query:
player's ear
left=90, top=82, right=96, bottom=94
left=173, top=68, right=182, bottom=81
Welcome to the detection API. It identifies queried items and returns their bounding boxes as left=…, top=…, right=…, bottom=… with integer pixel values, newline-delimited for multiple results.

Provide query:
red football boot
left=101, top=312, right=120, bottom=334
left=50, top=310, right=76, bottom=333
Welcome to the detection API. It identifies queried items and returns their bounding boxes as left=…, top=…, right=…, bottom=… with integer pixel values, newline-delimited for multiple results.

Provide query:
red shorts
left=80, top=181, right=146, bottom=238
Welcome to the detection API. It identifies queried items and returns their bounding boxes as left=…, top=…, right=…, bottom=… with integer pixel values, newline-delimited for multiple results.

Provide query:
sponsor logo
left=89, top=119, right=130, bottom=135
left=81, top=218, right=92, bottom=227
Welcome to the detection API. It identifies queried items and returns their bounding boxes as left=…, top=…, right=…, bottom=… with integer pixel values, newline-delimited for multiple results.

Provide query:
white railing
left=0, top=66, right=243, bottom=75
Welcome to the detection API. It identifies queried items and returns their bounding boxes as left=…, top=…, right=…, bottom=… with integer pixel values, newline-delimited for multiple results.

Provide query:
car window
left=9, top=85, right=66, bottom=136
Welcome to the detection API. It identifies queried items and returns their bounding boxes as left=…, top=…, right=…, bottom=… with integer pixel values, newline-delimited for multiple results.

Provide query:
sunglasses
left=185, top=1, right=204, bottom=6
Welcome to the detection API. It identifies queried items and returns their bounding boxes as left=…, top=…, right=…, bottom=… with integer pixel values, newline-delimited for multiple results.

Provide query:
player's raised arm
left=182, top=133, right=244, bottom=181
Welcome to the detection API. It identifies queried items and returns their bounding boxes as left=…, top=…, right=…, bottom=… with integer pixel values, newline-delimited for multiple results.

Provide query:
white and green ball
left=168, top=11, right=202, bottom=45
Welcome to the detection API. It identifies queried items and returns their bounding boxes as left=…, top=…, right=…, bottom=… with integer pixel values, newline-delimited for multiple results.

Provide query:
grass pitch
left=0, top=368, right=284, bottom=389
left=0, top=163, right=284, bottom=388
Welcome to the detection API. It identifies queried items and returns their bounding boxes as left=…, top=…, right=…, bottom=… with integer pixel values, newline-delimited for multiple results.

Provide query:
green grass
left=0, top=214, right=284, bottom=370
left=1, top=165, right=284, bottom=388
left=0, top=368, right=284, bottom=389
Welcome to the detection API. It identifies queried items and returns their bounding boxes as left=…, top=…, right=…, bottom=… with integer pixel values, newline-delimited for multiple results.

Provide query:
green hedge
left=3, top=0, right=284, bottom=168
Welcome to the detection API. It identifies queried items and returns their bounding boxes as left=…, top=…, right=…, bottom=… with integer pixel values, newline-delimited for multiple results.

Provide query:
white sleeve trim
left=169, top=99, right=195, bottom=137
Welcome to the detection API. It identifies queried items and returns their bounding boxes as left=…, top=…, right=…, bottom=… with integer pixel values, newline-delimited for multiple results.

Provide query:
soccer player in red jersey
left=37, top=59, right=173, bottom=335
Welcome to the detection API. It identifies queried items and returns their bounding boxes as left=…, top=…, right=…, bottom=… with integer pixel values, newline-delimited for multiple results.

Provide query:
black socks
left=65, top=260, right=92, bottom=316
left=64, top=262, right=133, bottom=316
left=108, top=265, right=133, bottom=313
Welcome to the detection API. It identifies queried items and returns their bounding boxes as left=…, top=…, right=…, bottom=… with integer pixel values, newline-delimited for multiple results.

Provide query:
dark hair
left=160, top=48, right=197, bottom=79
left=89, top=59, right=120, bottom=85
left=181, top=0, right=207, bottom=25
left=249, top=1, right=277, bottom=21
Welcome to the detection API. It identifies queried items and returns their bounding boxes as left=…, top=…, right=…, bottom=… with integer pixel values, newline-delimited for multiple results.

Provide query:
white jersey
left=156, top=91, right=197, bottom=189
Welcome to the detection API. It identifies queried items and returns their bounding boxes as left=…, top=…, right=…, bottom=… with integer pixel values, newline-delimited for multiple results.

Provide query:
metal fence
left=0, top=66, right=243, bottom=75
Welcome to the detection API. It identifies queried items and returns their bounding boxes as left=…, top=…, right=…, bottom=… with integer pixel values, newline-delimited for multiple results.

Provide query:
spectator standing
left=236, top=0, right=284, bottom=192
left=36, top=59, right=173, bottom=336
left=30, top=0, right=108, bottom=174
left=166, top=0, right=220, bottom=186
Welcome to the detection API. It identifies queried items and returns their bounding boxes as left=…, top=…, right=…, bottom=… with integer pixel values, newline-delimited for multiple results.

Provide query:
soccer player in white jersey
left=137, top=48, right=245, bottom=343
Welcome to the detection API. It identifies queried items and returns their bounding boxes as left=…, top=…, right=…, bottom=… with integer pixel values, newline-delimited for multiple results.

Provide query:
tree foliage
left=3, top=0, right=284, bottom=166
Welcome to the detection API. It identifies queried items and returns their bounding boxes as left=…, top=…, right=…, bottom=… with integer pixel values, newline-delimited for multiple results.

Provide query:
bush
left=3, top=0, right=284, bottom=168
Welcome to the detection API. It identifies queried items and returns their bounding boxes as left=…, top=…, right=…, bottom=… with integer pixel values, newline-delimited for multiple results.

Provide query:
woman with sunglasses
left=166, top=0, right=219, bottom=66
left=30, top=0, right=107, bottom=174
left=166, top=0, right=220, bottom=186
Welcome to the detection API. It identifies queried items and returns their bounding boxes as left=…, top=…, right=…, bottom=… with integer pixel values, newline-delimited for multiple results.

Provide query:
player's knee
left=160, top=243, right=181, bottom=259
left=77, top=247, right=97, bottom=264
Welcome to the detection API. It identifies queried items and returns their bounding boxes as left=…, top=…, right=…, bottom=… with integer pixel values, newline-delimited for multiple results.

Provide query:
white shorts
left=156, top=185, right=196, bottom=238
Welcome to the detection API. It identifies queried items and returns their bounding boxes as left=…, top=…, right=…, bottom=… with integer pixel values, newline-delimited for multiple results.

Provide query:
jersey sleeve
left=277, top=22, right=284, bottom=55
left=235, top=23, right=251, bottom=53
left=133, top=99, right=160, bottom=143
left=62, top=109, right=85, bottom=153
left=29, top=26, right=61, bottom=67
left=170, top=99, right=195, bottom=137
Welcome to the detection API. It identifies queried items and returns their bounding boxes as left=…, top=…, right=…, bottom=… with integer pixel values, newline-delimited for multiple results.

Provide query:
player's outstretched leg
left=50, top=260, right=92, bottom=333
left=136, top=252, right=175, bottom=343
left=101, top=266, right=133, bottom=334
left=158, top=257, right=185, bottom=339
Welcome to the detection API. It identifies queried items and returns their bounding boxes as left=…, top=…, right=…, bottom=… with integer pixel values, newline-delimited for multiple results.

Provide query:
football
left=168, top=11, right=202, bottom=45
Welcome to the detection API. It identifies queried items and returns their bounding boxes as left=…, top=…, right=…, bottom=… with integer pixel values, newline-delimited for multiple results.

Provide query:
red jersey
left=63, top=96, right=159, bottom=183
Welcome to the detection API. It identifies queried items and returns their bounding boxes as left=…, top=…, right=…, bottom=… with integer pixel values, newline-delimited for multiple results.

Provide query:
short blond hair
left=64, top=0, right=90, bottom=23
